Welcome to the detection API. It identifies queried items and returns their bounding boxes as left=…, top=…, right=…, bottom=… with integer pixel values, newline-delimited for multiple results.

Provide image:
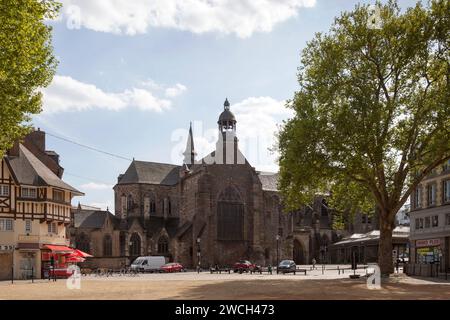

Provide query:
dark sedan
left=277, top=260, right=297, bottom=274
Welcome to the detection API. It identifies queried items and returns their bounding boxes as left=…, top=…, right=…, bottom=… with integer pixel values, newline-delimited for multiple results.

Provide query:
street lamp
left=196, top=237, right=201, bottom=272
left=276, top=235, right=280, bottom=274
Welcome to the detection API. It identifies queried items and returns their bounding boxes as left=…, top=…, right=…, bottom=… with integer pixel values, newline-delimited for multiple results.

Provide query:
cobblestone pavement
left=1, top=266, right=449, bottom=300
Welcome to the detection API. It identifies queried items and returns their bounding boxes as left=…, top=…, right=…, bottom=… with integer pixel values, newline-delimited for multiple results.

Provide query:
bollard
left=11, top=267, right=14, bottom=284
left=31, top=267, right=34, bottom=283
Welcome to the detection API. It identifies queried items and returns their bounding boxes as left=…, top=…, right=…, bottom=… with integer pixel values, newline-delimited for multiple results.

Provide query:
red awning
left=72, top=249, right=93, bottom=258
left=44, top=245, right=74, bottom=253
left=65, top=255, right=86, bottom=263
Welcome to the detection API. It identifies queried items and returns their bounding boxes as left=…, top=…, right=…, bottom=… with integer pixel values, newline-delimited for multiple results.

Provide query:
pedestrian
left=312, top=258, right=316, bottom=270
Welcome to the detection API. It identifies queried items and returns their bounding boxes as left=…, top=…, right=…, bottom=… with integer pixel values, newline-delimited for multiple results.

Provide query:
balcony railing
left=17, top=234, right=69, bottom=245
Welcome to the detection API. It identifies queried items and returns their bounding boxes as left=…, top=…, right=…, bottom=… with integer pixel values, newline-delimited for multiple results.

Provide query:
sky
left=32, top=0, right=419, bottom=211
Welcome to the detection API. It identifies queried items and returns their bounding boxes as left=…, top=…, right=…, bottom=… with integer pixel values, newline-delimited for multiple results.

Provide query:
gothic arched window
left=121, top=194, right=127, bottom=215
left=157, top=236, right=169, bottom=254
left=127, top=195, right=133, bottom=212
left=217, top=186, right=244, bottom=240
left=76, top=232, right=90, bottom=254
left=168, top=198, right=172, bottom=215
left=150, top=199, right=156, bottom=214
left=103, top=234, right=112, bottom=257
left=321, top=199, right=329, bottom=216
left=144, top=193, right=156, bottom=215
left=119, top=232, right=126, bottom=256
left=129, top=233, right=141, bottom=257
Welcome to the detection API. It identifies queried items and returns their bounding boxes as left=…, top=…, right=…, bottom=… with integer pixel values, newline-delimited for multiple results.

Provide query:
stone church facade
left=71, top=99, right=345, bottom=269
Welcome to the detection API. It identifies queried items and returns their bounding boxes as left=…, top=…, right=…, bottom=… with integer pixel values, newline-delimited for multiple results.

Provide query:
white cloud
left=42, top=75, right=186, bottom=113
left=79, top=182, right=114, bottom=190
left=59, top=0, right=316, bottom=38
left=165, top=83, right=187, bottom=97
left=89, top=202, right=114, bottom=211
left=231, top=96, right=293, bottom=172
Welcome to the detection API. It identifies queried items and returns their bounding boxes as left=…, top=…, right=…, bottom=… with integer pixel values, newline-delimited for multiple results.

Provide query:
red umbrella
left=72, top=249, right=93, bottom=258
left=65, top=255, right=85, bottom=263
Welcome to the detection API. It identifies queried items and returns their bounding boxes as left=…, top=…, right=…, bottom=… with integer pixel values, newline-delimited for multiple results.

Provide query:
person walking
left=312, top=258, right=317, bottom=270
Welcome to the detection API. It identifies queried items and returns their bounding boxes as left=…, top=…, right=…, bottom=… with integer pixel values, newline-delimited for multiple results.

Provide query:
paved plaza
left=0, top=265, right=449, bottom=300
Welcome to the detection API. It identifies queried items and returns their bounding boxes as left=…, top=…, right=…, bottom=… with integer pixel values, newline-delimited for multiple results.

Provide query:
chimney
left=7, top=142, right=20, bottom=157
left=25, top=128, right=46, bottom=152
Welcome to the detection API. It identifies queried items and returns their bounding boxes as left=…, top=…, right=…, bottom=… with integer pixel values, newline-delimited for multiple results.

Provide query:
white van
left=130, top=256, right=166, bottom=273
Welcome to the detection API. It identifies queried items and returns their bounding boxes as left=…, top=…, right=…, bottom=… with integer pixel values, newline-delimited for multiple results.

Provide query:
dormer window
left=21, top=187, right=36, bottom=199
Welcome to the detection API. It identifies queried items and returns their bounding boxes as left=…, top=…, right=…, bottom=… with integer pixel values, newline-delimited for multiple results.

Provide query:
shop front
left=415, top=239, right=442, bottom=264
left=406, top=238, right=448, bottom=277
left=15, top=243, right=40, bottom=280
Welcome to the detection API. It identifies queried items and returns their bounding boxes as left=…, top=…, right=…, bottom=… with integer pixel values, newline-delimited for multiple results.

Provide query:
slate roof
left=332, top=227, right=410, bottom=246
left=257, top=172, right=279, bottom=191
left=73, top=209, right=118, bottom=229
left=117, top=160, right=180, bottom=185
left=7, top=144, right=82, bottom=194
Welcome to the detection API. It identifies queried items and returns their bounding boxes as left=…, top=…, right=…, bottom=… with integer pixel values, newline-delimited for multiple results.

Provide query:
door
left=0, top=252, right=13, bottom=280
left=293, top=239, right=305, bottom=265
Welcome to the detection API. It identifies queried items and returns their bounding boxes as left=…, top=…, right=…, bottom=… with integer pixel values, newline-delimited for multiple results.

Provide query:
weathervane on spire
left=224, top=98, right=230, bottom=110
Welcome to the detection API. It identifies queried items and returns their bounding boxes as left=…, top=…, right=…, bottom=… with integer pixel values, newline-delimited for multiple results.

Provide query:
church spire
left=224, top=98, right=230, bottom=110
left=183, top=122, right=196, bottom=165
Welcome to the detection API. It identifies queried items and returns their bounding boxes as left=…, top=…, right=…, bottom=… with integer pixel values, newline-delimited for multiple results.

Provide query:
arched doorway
left=293, top=239, right=305, bottom=265
left=129, top=233, right=141, bottom=257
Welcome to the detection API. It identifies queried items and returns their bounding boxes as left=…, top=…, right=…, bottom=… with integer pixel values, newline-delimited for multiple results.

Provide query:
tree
left=278, top=0, right=449, bottom=275
left=0, top=0, right=60, bottom=156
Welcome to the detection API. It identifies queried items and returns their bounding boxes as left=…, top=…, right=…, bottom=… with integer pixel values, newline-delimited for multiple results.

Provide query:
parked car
left=233, top=260, right=260, bottom=273
left=277, top=260, right=297, bottom=274
left=130, top=256, right=166, bottom=273
left=160, top=263, right=185, bottom=273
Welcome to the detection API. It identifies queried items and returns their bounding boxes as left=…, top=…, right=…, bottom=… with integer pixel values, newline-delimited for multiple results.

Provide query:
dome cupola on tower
left=218, top=98, right=236, bottom=133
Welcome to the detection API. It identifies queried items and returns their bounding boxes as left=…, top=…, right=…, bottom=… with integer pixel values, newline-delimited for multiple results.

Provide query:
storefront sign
left=0, top=244, right=15, bottom=251
left=416, top=239, right=440, bottom=248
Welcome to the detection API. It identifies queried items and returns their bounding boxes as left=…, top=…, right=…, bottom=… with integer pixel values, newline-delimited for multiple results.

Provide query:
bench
left=296, top=268, right=307, bottom=275
left=250, top=266, right=273, bottom=274
left=210, top=266, right=231, bottom=274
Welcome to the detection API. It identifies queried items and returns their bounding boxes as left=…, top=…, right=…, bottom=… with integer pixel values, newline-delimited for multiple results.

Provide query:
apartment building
left=408, top=160, right=450, bottom=273
left=0, top=130, right=83, bottom=280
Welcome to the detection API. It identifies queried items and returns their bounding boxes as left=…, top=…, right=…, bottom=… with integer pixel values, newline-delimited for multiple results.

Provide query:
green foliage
left=279, top=0, right=449, bottom=221
left=0, top=0, right=61, bottom=156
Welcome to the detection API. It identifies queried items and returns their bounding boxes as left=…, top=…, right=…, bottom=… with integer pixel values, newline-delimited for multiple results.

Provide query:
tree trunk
left=378, top=211, right=395, bottom=275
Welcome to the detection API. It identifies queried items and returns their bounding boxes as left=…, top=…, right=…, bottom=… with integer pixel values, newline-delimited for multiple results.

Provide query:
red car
left=160, top=263, right=185, bottom=273
left=233, top=260, right=260, bottom=273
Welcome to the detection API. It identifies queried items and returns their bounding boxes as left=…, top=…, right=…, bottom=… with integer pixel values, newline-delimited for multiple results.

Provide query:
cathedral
left=71, top=99, right=347, bottom=269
